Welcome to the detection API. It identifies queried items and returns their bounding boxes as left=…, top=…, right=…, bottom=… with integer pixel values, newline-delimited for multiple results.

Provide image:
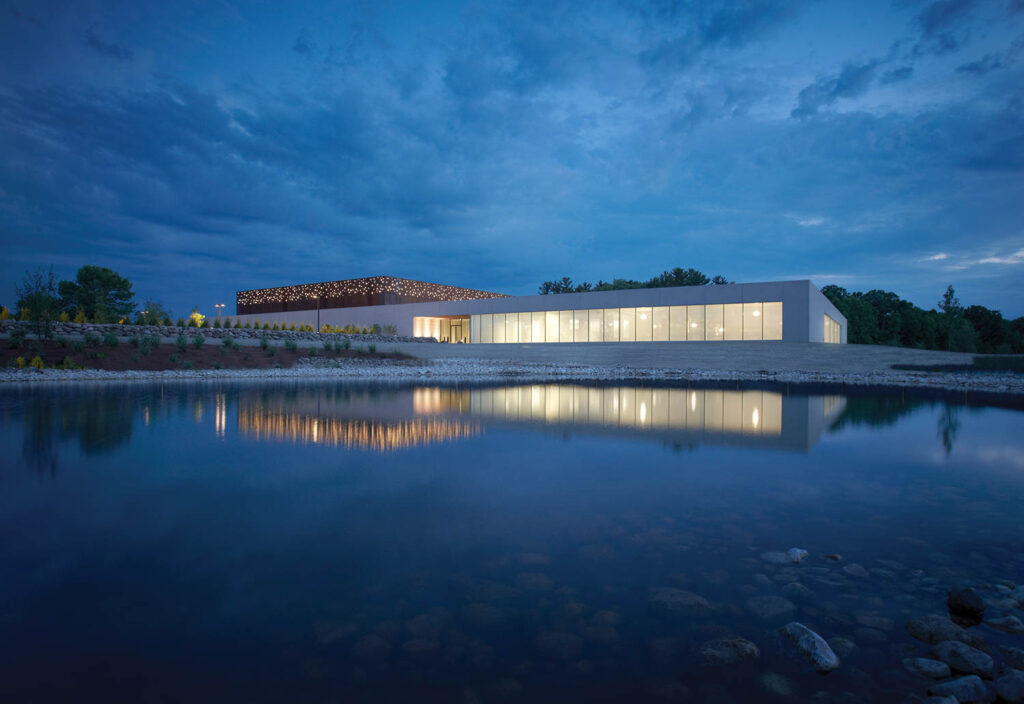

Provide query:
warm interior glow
left=753, top=310, right=760, bottom=317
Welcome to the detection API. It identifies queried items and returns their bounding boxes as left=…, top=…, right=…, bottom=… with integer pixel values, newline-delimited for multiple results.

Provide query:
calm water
left=1, top=381, right=1023, bottom=703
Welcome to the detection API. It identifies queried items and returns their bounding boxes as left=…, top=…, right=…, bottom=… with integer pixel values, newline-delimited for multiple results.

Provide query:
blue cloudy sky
left=1, top=0, right=1023, bottom=317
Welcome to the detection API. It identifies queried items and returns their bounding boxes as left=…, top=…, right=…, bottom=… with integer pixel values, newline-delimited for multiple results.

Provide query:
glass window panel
left=546, top=311, right=559, bottom=343
left=603, top=308, right=619, bottom=341
left=573, top=310, right=589, bottom=342
left=723, top=304, right=742, bottom=340
left=493, top=314, right=506, bottom=343
left=687, top=390, right=706, bottom=430
left=469, top=316, right=478, bottom=344
left=705, top=305, right=724, bottom=340
left=743, top=302, right=763, bottom=340
left=620, top=308, right=636, bottom=342
left=651, top=389, right=669, bottom=428
left=669, top=306, right=687, bottom=341
left=742, top=390, right=762, bottom=435
left=636, top=388, right=653, bottom=427
left=589, top=310, right=603, bottom=341
left=687, top=305, right=706, bottom=341
left=531, top=311, right=545, bottom=343
left=636, top=307, right=652, bottom=341
left=619, top=387, right=635, bottom=427
left=545, top=386, right=559, bottom=422
left=602, top=387, right=619, bottom=424
left=763, top=302, right=782, bottom=341
left=505, top=313, right=518, bottom=343
left=559, top=310, right=572, bottom=342
left=519, top=312, right=531, bottom=343
left=761, top=393, right=782, bottom=435
left=481, top=314, right=492, bottom=344
left=652, top=307, right=669, bottom=341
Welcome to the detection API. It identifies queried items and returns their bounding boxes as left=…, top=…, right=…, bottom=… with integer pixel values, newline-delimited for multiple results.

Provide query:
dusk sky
left=2, top=0, right=1023, bottom=317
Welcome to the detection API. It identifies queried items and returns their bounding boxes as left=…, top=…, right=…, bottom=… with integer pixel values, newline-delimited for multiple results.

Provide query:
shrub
left=289, top=323, right=296, bottom=331
left=322, top=342, right=332, bottom=352
left=182, top=360, right=194, bottom=370
left=14, top=356, right=27, bottom=368
left=234, top=320, right=242, bottom=329
left=191, top=335, right=205, bottom=350
left=28, top=355, right=44, bottom=369
left=266, top=345, right=277, bottom=356
left=103, top=332, right=119, bottom=348
left=176, top=318, right=186, bottom=327
left=129, top=336, right=141, bottom=348
left=130, top=352, right=140, bottom=363
left=382, top=323, right=398, bottom=335
left=368, top=344, right=376, bottom=354
left=341, top=338, right=351, bottom=350
left=86, top=350, right=105, bottom=359
left=244, top=322, right=251, bottom=329
left=213, top=319, right=221, bottom=329
left=72, top=340, right=84, bottom=353
left=56, top=336, right=69, bottom=348
left=83, top=332, right=101, bottom=347
left=176, top=333, right=187, bottom=352
left=60, top=355, right=78, bottom=370
left=9, top=328, right=27, bottom=348
left=371, top=323, right=381, bottom=334
left=307, top=347, right=319, bottom=356
left=211, top=361, right=223, bottom=370
left=285, top=339, right=298, bottom=351
left=169, top=353, right=178, bottom=363
left=262, top=323, right=270, bottom=330
left=221, top=337, right=234, bottom=349
left=259, top=336, right=269, bottom=350
left=272, top=323, right=280, bottom=331
left=0, top=305, right=10, bottom=320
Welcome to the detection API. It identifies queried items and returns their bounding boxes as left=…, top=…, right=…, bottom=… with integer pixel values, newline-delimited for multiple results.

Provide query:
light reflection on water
left=0, top=381, right=1022, bottom=704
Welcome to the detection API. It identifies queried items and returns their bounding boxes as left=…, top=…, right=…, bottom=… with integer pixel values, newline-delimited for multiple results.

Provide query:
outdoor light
left=753, top=310, right=760, bottom=317
left=215, top=303, right=225, bottom=320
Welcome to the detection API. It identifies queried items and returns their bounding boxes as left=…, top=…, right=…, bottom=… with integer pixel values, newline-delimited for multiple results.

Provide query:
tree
left=16, top=267, right=61, bottom=340
left=188, top=307, right=205, bottom=327
left=937, top=285, right=963, bottom=351
left=58, top=265, right=135, bottom=323
left=135, top=299, right=173, bottom=326
left=963, top=305, right=1005, bottom=353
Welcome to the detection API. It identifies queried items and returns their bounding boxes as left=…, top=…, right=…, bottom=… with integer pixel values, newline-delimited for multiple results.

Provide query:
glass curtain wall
left=464, top=302, right=785, bottom=343
left=824, top=314, right=841, bottom=344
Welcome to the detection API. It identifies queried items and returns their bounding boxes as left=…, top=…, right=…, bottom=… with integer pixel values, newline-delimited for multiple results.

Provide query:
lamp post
left=140, top=310, right=147, bottom=326
left=313, top=295, right=320, bottom=331
left=215, top=303, right=225, bottom=323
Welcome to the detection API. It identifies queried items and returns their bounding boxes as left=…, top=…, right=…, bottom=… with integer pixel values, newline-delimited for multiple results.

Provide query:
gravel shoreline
left=1, top=357, right=1022, bottom=395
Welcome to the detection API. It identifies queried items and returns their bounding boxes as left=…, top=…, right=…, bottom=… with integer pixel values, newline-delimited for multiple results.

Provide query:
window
left=589, top=310, right=603, bottom=341
left=824, top=314, right=841, bottom=343
left=481, top=314, right=492, bottom=343
left=493, top=313, right=506, bottom=343
left=706, top=305, right=724, bottom=341
left=620, top=308, right=636, bottom=342
left=546, top=311, right=559, bottom=343
left=652, top=307, right=669, bottom=341
left=532, top=311, right=545, bottom=343
left=573, top=310, right=589, bottom=342
left=763, top=302, right=782, bottom=340
left=519, top=312, right=531, bottom=343
left=636, top=307, right=652, bottom=341
left=603, top=308, right=619, bottom=342
left=687, top=305, right=705, bottom=341
left=559, top=310, right=572, bottom=342
left=669, top=306, right=686, bottom=341
left=724, top=304, right=742, bottom=340
left=743, top=303, right=762, bottom=340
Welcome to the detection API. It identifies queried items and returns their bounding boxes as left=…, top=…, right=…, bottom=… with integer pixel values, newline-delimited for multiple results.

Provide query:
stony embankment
left=0, top=319, right=434, bottom=345
left=1, top=356, right=1023, bottom=395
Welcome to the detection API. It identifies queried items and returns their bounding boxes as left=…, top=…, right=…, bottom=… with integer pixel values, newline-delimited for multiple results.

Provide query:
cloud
left=917, top=0, right=977, bottom=36
left=791, top=59, right=880, bottom=118
left=292, top=32, right=315, bottom=57
left=924, top=252, right=949, bottom=261
left=790, top=215, right=826, bottom=227
left=978, top=248, right=1024, bottom=264
left=956, top=53, right=1003, bottom=74
left=86, top=30, right=133, bottom=61
left=880, top=65, right=914, bottom=83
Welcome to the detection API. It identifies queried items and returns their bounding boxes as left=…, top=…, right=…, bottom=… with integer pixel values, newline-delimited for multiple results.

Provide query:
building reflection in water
left=215, top=393, right=227, bottom=440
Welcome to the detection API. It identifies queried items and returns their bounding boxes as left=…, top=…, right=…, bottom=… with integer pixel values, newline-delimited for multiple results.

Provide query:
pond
left=1, top=381, right=1022, bottom=703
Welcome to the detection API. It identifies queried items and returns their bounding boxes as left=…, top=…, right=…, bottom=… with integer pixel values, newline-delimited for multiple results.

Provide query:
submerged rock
left=905, top=614, right=990, bottom=652
left=787, top=548, right=809, bottom=563
left=948, top=587, right=986, bottom=625
left=902, top=657, right=951, bottom=679
left=842, top=563, right=869, bottom=578
left=759, top=672, right=796, bottom=697
left=762, top=551, right=792, bottom=565
left=648, top=588, right=711, bottom=617
left=699, top=637, right=761, bottom=666
left=827, top=636, right=857, bottom=659
left=996, top=669, right=1024, bottom=703
left=747, top=596, right=797, bottom=622
left=782, top=622, right=840, bottom=673
left=931, top=640, right=995, bottom=679
left=1003, top=646, right=1024, bottom=670
left=986, top=614, right=1024, bottom=634
left=926, top=675, right=994, bottom=703
left=782, top=582, right=815, bottom=600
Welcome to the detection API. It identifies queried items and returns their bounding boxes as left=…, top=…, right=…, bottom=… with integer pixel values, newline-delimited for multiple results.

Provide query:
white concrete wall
left=233, top=280, right=847, bottom=343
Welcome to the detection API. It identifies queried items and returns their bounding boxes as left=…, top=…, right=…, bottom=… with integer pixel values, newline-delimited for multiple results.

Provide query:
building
left=234, top=275, right=847, bottom=344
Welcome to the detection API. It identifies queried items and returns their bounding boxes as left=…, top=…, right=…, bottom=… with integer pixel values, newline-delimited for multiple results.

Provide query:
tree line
left=539, top=267, right=731, bottom=294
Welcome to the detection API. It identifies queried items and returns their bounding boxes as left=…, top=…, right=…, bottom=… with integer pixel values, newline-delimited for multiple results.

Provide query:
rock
left=649, top=588, right=711, bottom=617
left=754, top=573, right=775, bottom=589
left=352, top=634, right=392, bottom=659
left=927, top=675, right=994, bottom=703
left=535, top=631, right=583, bottom=660
left=986, top=614, right=1024, bottom=634
left=931, top=640, right=995, bottom=679
left=996, top=669, right=1024, bottom=703
left=842, top=564, right=869, bottom=578
left=1003, top=646, right=1024, bottom=670
left=782, top=622, right=840, bottom=673
left=924, top=697, right=958, bottom=704
left=699, top=637, right=761, bottom=666
left=903, top=657, right=951, bottom=679
left=906, top=614, right=990, bottom=652
left=762, top=551, right=792, bottom=565
left=747, top=596, right=797, bottom=622
left=782, top=582, right=815, bottom=600
left=788, top=548, right=809, bottom=563
left=948, top=587, right=986, bottom=625
left=855, top=614, right=894, bottom=631
left=759, top=672, right=796, bottom=697
left=822, top=554, right=843, bottom=561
